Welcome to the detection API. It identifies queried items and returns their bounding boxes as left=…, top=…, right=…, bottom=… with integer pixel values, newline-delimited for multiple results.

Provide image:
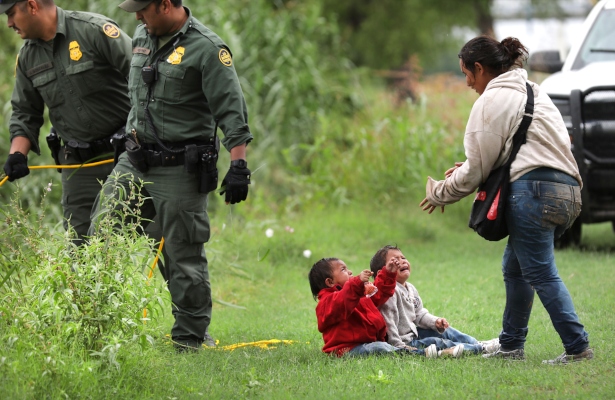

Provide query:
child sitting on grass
left=370, top=245, right=500, bottom=358
left=308, top=256, right=437, bottom=357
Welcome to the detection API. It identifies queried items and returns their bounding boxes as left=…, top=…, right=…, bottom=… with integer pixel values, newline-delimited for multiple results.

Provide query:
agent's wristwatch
left=230, top=159, right=247, bottom=168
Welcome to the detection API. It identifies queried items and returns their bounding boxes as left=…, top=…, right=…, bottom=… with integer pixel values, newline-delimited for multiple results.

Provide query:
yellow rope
left=211, top=339, right=297, bottom=351
left=143, top=238, right=165, bottom=323
left=30, top=159, right=114, bottom=169
left=163, top=335, right=297, bottom=351
left=0, top=159, right=114, bottom=188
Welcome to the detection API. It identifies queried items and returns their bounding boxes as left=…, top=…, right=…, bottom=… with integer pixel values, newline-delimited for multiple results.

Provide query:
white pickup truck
left=529, top=0, right=615, bottom=247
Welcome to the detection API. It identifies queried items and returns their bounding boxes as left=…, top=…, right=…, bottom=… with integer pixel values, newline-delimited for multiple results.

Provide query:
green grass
left=2, top=202, right=613, bottom=399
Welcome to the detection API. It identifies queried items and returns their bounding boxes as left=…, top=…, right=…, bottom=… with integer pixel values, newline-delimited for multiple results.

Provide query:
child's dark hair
left=308, top=257, right=339, bottom=300
left=458, top=36, right=528, bottom=77
left=370, top=245, right=400, bottom=275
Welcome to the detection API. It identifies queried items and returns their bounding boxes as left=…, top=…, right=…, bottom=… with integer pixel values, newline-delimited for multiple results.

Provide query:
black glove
left=220, top=160, right=250, bottom=204
left=3, top=152, right=30, bottom=182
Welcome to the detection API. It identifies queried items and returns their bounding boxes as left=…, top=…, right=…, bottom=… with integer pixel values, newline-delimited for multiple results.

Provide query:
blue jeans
left=501, top=178, right=589, bottom=354
left=345, top=341, right=407, bottom=356
left=406, top=327, right=482, bottom=354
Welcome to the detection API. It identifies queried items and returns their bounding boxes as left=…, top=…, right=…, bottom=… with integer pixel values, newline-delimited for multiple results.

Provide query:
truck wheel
left=555, top=219, right=582, bottom=249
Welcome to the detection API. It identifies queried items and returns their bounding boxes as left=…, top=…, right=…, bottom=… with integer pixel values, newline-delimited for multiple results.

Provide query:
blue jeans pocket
left=542, top=200, right=571, bottom=228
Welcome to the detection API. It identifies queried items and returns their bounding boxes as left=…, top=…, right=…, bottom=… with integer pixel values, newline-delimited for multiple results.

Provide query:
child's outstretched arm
left=370, top=260, right=398, bottom=307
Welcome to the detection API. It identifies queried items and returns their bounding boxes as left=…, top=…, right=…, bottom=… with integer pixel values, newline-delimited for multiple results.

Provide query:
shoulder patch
left=103, top=23, right=120, bottom=38
left=218, top=48, right=232, bottom=67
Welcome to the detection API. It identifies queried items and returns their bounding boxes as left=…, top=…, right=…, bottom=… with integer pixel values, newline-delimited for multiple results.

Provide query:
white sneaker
left=424, top=344, right=438, bottom=358
left=438, top=344, right=464, bottom=358
left=479, top=338, right=500, bottom=354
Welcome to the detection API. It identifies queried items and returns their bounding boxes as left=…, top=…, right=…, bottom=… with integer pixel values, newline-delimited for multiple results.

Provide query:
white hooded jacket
left=426, top=68, right=581, bottom=206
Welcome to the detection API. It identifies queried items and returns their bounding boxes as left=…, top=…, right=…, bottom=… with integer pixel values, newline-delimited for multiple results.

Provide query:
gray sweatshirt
left=426, top=68, right=581, bottom=206
left=378, top=281, right=441, bottom=348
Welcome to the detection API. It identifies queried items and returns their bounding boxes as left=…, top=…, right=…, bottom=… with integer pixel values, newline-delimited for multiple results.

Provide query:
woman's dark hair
left=308, top=257, right=339, bottom=300
left=370, top=245, right=399, bottom=275
left=458, top=36, right=529, bottom=77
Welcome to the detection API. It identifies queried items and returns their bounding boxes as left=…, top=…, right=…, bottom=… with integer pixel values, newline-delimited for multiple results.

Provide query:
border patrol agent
left=90, top=0, right=253, bottom=351
left=1, top=0, right=132, bottom=245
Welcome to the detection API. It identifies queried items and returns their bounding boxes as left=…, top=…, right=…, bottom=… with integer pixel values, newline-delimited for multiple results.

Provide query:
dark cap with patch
left=0, top=0, right=25, bottom=14
left=118, top=0, right=154, bottom=13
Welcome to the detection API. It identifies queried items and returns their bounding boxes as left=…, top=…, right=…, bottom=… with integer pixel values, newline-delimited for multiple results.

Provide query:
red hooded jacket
left=315, top=268, right=397, bottom=356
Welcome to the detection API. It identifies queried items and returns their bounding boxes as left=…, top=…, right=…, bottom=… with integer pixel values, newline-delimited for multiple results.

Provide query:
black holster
left=45, top=127, right=62, bottom=173
left=110, top=128, right=127, bottom=166
left=198, top=138, right=219, bottom=194
left=125, top=138, right=149, bottom=173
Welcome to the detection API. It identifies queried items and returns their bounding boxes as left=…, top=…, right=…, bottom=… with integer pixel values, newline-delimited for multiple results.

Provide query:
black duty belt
left=63, top=136, right=115, bottom=162
left=142, top=145, right=214, bottom=167
left=143, top=150, right=186, bottom=167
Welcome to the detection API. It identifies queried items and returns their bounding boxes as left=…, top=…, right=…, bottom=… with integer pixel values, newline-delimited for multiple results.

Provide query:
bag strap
left=503, top=81, right=534, bottom=169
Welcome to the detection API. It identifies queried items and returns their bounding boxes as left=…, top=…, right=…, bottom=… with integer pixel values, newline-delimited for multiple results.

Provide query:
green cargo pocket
left=179, top=210, right=210, bottom=244
left=65, top=60, right=101, bottom=96
left=31, top=70, right=64, bottom=107
left=154, top=63, right=185, bottom=103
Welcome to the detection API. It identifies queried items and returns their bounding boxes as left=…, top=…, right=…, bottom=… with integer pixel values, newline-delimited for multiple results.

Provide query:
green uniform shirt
left=10, top=7, right=132, bottom=155
left=128, top=7, right=252, bottom=152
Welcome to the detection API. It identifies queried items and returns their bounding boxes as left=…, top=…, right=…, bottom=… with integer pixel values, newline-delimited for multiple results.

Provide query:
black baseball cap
left=0, top=0, right=25, bottom=14
left=118, top=0, right=154, bottom=12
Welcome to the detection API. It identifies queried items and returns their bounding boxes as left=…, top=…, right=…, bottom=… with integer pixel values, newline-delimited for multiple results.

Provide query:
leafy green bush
left=0, top=176, right=166, bottom=369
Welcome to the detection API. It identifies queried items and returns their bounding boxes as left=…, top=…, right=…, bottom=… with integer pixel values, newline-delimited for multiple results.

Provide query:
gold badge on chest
left=69, top=41, right=82, bottom=61
left=167, top=46, right=185, bottom=65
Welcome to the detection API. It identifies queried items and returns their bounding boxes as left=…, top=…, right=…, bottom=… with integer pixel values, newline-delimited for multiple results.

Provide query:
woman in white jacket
left=420, top=36, right=592, bottom=364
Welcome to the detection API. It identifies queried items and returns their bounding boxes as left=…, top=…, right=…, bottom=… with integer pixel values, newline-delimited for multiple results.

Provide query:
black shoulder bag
left=468, top=82, right=534, bottom=241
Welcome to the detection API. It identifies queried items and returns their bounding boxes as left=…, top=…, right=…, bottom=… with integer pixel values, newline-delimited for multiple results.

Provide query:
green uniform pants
left=89, top=152, right=212, bottom=344
left=60, top=151, right=114, bottom=245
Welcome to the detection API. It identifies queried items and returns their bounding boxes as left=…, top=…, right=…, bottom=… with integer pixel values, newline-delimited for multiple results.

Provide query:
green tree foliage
left=195, top=0, right=360, bottom=160
left=320, top=0, right=496, bottom=71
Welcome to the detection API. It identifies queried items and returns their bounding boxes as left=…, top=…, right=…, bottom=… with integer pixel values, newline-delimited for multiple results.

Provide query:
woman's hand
left=445, top=162, right=464, bottom=178
left=420, top=197, right=444, bottom=214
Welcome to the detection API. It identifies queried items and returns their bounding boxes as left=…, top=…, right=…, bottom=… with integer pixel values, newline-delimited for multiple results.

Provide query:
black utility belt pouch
left=125, top=138, right=149, bottom=173
left=468, top=82, right=535, bottom=241
left=64, top=138, right=114, bottom=163
left=198, top=145, right=218, bottom=194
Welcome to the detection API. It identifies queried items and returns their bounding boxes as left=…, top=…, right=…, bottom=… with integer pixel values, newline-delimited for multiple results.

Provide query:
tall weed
left=0, top=176, right=166, bottom=370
